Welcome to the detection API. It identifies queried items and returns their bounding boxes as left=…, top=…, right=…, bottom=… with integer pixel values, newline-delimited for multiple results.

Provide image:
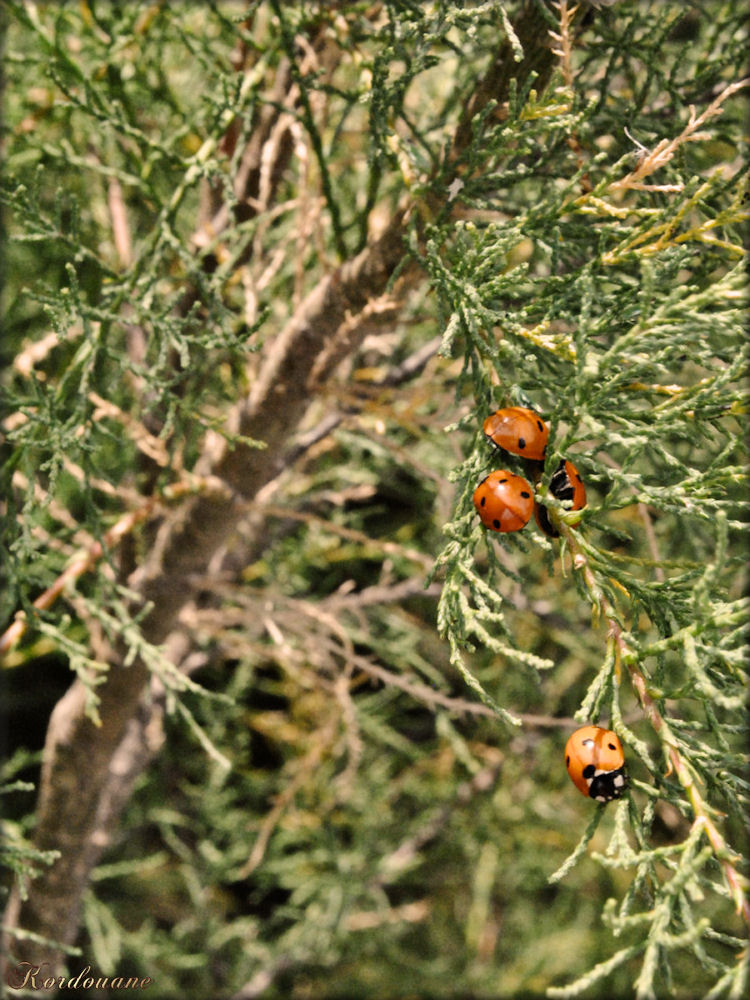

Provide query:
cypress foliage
left=1, top=2, right=747, bottom=998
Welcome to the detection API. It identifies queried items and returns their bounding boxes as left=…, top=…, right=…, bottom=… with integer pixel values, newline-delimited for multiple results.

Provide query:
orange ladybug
left=473, top=470, right=534, bottom=533
left=534, top=459, right=586, bottom=537
left=565, top=726, right=628, bottom=802
left=483, top=406, right=549, bottom=462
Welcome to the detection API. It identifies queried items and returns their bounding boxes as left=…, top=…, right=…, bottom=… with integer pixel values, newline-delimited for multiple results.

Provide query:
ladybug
left=565, top=726, right=628, bottom=803
left=483, top=406, right=549, bottom=462
left=473, top=470, right=534, bottom=533
left=534, top=459, right=587, bottom=538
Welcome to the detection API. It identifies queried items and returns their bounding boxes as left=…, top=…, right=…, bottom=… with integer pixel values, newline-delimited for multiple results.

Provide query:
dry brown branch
left=549, top=1, right=579, bottom=89
left=88, top=392, right=173, bottom=469
left=0, top=477, right=227, bottom=658
left=106, top=175, right=132, bottom=268
left=611, top=78, right=750, bottom=192
left=0, top=502, right=154, bottom=658
left=343, top=900, right=430, bottom=931
left=12, top=328, right=70, bottom=377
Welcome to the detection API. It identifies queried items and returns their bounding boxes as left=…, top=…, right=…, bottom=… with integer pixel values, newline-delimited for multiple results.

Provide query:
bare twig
left=549, top=1, right=580, bottom=89
left=107, top=175, right=132, bottom=268
left=0, top=477, right=229, bottom=659
left=611, top=78, right=750, bottom=192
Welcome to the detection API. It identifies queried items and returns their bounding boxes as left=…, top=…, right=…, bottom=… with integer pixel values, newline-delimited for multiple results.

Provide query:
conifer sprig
left=564, top=524, right=749, bottom=923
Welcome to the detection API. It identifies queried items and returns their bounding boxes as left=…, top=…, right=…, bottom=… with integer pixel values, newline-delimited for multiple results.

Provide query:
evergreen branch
left=450, top=0, right=572, bottom=158
left=563, top=526, right=750, bottom=925
left=447, top=634, right=522, bottom=728
left=99, top=0, right=564, bottom=650
left=548, top=805, right=604, bottom=883
left=547, top=941, right=647, bottom=999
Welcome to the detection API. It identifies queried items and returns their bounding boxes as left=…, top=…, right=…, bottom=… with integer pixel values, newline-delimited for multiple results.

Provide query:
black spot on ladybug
left=589, top=767, right=628, bottom=802
left=480, top=497, right=486, bottom=506
left=517, top=436, right=526, bottom=450
left=582, top=764, right=596, bottom=780
left=607, top=742, right=616, bottom=750
left=492, top=519, right=501, bottom=529
left=521, top=490, right=531, bottom=498
left=565, top=755, right=570, bottom=767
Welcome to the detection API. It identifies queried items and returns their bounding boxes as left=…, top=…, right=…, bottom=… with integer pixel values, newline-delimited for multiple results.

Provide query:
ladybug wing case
left=565, top=726, right=628, bottom=803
